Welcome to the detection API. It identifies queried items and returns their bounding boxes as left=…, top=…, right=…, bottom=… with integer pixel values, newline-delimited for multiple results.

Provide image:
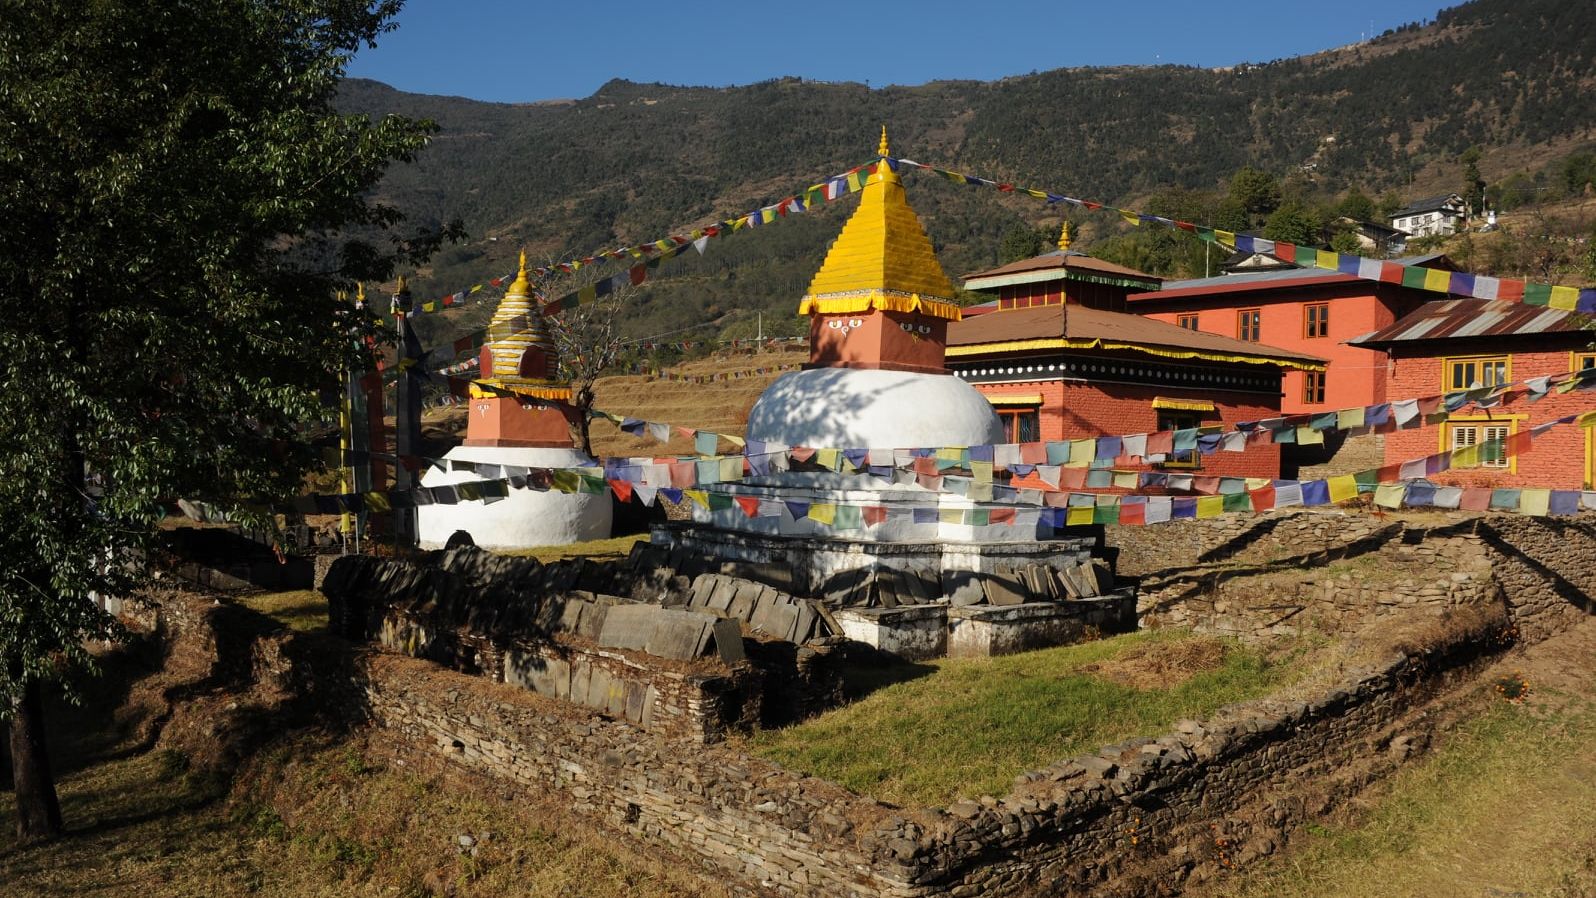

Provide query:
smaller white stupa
left=417, top=253, right=612, bottom=549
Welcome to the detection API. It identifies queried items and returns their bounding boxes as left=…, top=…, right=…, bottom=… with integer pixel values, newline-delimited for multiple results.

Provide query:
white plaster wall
left=746, top=368, right=1002, bottom=450
left=417, top=445, right=613, bottom=550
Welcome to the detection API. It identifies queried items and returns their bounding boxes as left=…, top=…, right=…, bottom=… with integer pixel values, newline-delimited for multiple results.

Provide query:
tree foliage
left=0, top=0, right=443, bottom=837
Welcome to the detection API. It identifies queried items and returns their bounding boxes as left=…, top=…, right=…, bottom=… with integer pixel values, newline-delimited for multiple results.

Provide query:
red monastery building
left=1124, top=254, right=1457, bottom=416
left=947, top=229, right=1325, bottom=480
left=1351, top=299, right=1596, bottom=490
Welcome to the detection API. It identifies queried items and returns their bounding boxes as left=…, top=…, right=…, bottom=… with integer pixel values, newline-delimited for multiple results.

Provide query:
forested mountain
left=340, top=0, right=1596, bottom=349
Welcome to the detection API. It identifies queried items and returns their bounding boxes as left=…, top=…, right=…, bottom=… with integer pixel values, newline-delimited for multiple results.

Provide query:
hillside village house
left=1350, top=299, right=1596, bottom=490
left=946, top=229, right=1324, bottom=480
left=1124, top=254, right=1457, bottom=417
left=1390, top=193, right=1466, bottom=238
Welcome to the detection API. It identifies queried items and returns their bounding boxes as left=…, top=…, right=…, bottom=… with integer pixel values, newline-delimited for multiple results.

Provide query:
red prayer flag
left=735, top=496, right=761, bottom=517
left=1058, top=467, right=1086, bottom=489
left=1118, top=502, right=1146, bottom=526
left=989, top=507, right=1017, bottom=526
left=1249, top=484, right=1276, bottom=512
left=1145, top=430, right=1175, bottom=455
left=1504, top=431, right=1534, bottom=456
left=1460, top=488, right=1492, bottom=511
left=1019, top=442, right=1047, bottom=465
left=608, top=479, right=634, bottom=503
left=862, top=505, right=887, bottom=527
left=1194, top=476, right=1221, bottom=495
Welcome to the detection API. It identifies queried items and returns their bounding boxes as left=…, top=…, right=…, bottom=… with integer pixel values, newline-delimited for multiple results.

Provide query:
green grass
left=493, top=533, right=647, bottom=563
left=749, top=630, right=1303, bottom=807
left=1209, top=694, right=1596, bottom=898
left=235, top=590, right=329, bottom=632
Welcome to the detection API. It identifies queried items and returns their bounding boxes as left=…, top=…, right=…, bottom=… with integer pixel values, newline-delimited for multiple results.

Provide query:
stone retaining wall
left=352, top=614, right=1503, bottom=898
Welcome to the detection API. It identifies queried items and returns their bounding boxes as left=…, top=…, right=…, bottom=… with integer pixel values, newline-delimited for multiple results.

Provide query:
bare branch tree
left=539, top=264, right=638, bottom=456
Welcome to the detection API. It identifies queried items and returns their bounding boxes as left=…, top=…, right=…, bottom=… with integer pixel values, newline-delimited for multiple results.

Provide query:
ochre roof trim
left=797, top=290, right=962, bottom=321
left=945, top=337, right=1326, bottom=372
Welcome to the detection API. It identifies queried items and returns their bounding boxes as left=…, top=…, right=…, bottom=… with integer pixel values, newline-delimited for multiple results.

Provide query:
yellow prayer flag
left=365, top=492, right=392, bottom=513
left=1315, top=249, right=1339, bottom=270
left=816, top=448, right=842, bottom=471
left=807, top=503, right=836, bottom=525
left=968, top=482, right=994, bottom=502
left=1423, top=267, right=1452, bottom=293
left=1244, top=477, right=1270, bottom=490
left=684, top=489, right=709, bottom=508
left=1120, top=210, right=1140, bottom=226
left=1373, top=484, right=1405, bottom=509
left=1067, top=506, right=1095, bottom=526
left=1549, top=286, right=1580, bottom=311
left=935, top=447, right=963, bottom=462
left=1336, top=407, right=1365, bottom=430
left=1068, top=439, right=1094, bottom=467
left=723, top=434, right=746, bottom=448
left=1112, top=472, right=1139, bottom=489
left=719, top=457, right=743, bottom=481
left=1296, top=425, right=1324, bottom=445
left=1214, top=229, right=1236, bottom=246
left=1196, top=496, right=1224, bottom=518
left=1327, top=475, right=1359, bottom=503
left=1452, top=444, right=1480, bottom=468
left=1519, top=488, right=1551, bottom=516
left=940, top=508, right=964, bottom=525
left=971, top=460, right=994, bottom=484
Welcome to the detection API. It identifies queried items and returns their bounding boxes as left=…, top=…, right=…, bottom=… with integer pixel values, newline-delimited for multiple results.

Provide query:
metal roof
left=1350, top=298, right=1592, bottom=346
left=1137, top=253, right=1455, bottom=300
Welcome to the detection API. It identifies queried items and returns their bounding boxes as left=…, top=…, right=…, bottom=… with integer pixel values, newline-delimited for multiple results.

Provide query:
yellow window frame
left=1441, top=354, right=1511, bottom=392
left=1438, top=414, right=1524, bottom=474
left=1570, top=351, right=1596, bottom=373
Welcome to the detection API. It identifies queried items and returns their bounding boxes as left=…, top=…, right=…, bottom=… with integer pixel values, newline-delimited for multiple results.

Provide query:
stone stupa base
left=417, top=445, right=613, bottom=550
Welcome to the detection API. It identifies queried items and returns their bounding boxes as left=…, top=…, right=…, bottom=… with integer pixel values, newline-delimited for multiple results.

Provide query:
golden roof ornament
left=797, top=129, right=960, bottom=321
left=476, top=249, right=566, bottom=399
left=1057, top=221, right=1072, bottom=252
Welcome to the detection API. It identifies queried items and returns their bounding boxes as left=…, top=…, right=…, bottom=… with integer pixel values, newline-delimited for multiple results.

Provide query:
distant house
left=1350, top=299, right=1596, bottom=489
left=1326, top=217, right=1408, bottom=257
left=1390, top=194, right=1465, bottom=238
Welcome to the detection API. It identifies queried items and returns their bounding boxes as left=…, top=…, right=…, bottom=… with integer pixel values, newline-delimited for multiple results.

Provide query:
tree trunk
left=8, top=677, right=63, bottom=841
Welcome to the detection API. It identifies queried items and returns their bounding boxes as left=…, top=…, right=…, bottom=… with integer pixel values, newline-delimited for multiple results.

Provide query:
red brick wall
left=974, top=379, right=1282, bottom=479
left=1134, top=283, right=1429, bottom=416
left=1383, top=341, right=1596, bottom=490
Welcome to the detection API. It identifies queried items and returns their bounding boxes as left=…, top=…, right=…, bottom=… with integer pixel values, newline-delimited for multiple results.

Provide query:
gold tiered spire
left=797, top=128, right=961, bottom=321
left=475, top=251, right=570, bottom=400
left=1057, top=221, right=1072, bottom=252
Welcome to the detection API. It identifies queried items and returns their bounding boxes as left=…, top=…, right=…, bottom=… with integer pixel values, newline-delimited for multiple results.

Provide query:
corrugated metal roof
left=1350, top=299, right=1592, bottom=346
left=1147, top=253, right=1454, bottom=297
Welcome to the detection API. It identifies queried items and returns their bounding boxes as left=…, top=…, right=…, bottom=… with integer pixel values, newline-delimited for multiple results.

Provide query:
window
left=1177, top=314, right=1199, bottom=331
left=1445, top=356, right=1509, bottom=391
left=1576, top=353, right=1596, bottom=371
left=1157, top=411, right=1201, bottom=469
left=1237, top=309, right=1261, bottom=342
left=1303, top=371, right=1326, bottom=404
left=997, top=408, right=1039, bottom=443
left=1450, top=423, right=1510, bottom=468
left=1304, top=303, right=1330, bottom=338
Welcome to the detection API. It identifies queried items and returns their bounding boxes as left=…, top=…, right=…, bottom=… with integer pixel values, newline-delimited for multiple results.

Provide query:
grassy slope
left=750, top=630, right=1303, bottom=807
left=1206, top=627, right=1596, bottom=898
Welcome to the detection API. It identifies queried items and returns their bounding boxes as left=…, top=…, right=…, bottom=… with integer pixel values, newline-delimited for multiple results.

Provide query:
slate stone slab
left=1089, top=559, right=1116, bottom=595
left=792, top=600, right=818, bottom=643
left=644, top=609, right=715, bottom=660
left=725, top=586, right=756, bottom=624
left=623, top=680, right=648, bottom=725
left=708, top=577, right=739, bottom=613
left=710, top=617, right=746, bottom=664
left=505, top=651, right=571, bottom=700
left=984, top=569, right=1026, bottom=606
left=597, top=603, right=657, bottom=651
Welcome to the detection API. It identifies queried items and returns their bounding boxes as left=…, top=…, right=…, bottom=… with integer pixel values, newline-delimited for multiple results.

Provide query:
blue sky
left=347, top=0, right=1457, bottom=103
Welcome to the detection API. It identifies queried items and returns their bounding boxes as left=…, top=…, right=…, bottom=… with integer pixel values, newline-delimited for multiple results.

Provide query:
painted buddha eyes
left=849, top=318, right=864, bottom=328
left=899, top=322, right=932, bottom=334
left=828, top=318, right=866, bottom=334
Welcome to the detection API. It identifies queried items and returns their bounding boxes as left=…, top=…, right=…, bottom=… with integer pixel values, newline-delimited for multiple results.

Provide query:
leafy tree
left=1562, top=151, right=1596, bottom=197
left=998, top=224, right=1053, bottom=264
left=1329, top=228, right=1365, bottom=256
left=1226, top=167, right=1282, bottom=226
left=1376, top=190, right=1407, bottom=221
left=0, top=0, right=446, bottom=840
left=1262, top=201, right=1326, bottom=246
left=1460, top=146, right=1488, bottom=215
left=1336, top=189, right=1377, bottom=223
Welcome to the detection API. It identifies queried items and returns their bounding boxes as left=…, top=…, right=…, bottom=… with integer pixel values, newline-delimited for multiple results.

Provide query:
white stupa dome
left=746, top=367, right=1002, bottom=449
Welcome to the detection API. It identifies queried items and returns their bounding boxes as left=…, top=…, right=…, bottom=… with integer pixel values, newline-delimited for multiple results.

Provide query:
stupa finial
left=518, top=248, right=528, bottom=277
left=1057, top=221, right=1072, bottom=252
left=879, top=124, right=890, bottom=157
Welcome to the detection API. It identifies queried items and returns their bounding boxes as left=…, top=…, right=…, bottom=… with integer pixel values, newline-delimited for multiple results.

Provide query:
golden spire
left=797, top=130, right=959, bottom=320
left=355, top=283, right=365, bottom=303
left=482, top=247, right=559, bottom=387
left=879, top=125, right=889, bottom=157
left=1057, top=221, right=1072, bottom=252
